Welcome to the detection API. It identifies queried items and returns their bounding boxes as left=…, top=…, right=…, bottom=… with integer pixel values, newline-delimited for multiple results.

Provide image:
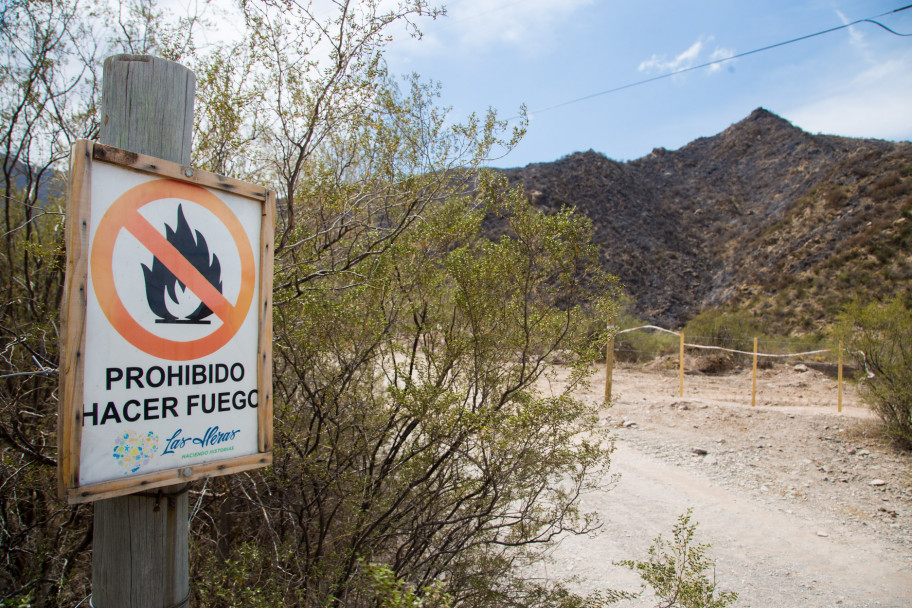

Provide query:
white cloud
left=784, top=53, right=912, bottom=142
left=388, top=0, right=594, bottom=58
left=708, top=47, right=735, bottom=72
left=450, top=0, right=592, bottom=46
left=638, top=36, right=734, bottom=75
left=836, top=9, right=870, bottom=57
left=639, top=39, right=703, bottom=73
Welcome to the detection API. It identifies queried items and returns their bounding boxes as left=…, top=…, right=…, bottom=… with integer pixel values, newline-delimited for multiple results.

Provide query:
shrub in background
left=614, top=327, right=679, bottom=364
left=683, top=310, right=770, bottom=368
left=838, top=296, right=912, bottom=448
left=612, top=295, right=678, bottom=363
left=682, top=310, right=765, bottom=352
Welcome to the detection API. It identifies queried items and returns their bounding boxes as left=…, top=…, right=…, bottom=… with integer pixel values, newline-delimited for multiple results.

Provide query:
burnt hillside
left=500, top=108, right=912, bottom=331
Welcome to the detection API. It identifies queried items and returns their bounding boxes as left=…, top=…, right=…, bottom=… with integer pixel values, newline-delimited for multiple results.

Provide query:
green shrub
left=364, top=563, right=453, bottom=608
left=823, top=183, right=848, bottom=208
left=837, top=297, right=912, bottom=448
left=682, top=310, right=768, bottom=368
left=869, top=172, right=911, bottom=202
left=193, top=542, right=293, bottom=607
left=614, top=326, right=679, bottom=363
left=683, top=310, right=764, bottom=352
left=612, top=296, right=677, bottom=363
left=619, top=510, right=738, bottom=608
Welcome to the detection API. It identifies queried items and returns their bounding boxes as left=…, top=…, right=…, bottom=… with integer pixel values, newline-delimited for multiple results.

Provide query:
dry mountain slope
left=501, top=108, right=912, bottom=331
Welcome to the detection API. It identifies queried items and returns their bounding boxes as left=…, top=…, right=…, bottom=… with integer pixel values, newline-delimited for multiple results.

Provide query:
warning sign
left=90, top=178, right=255, bottom=360
left=59, top=141, right=274, bottom=503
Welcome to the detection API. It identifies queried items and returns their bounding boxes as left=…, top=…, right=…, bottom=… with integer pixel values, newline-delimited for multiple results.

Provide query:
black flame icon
left=142, top=204, right=223, bottom=324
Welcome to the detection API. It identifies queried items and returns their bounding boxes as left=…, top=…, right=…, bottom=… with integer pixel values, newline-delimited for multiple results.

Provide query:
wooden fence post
left=751, top=337, right=758, bottom=408
left=679, top=331, right=684, bottom=397
left=604, top=319, right=614, bottom=402
left=91, top=55, right=194, bottom=608
left=838, top=340, right=844, bottom=413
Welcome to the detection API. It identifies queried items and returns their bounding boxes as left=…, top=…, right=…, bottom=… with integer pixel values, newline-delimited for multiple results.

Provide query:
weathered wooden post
left=678, top=331, right=684, bottom=397
left=60, top=52, right=274, bottom=607
left=751, top=337, right=758, bottom=408
left=838, top=339, right=844, bottom=413
left=604, top=319, right=614, bottom=403
left=92, top=54, right=194, bottom=608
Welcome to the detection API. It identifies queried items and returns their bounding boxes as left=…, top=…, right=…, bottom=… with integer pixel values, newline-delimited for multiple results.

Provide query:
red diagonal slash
left=123, top=211, right=235, bottom=325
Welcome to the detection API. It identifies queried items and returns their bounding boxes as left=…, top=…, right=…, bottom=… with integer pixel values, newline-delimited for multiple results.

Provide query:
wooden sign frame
left=58, top=140, right=274, bottom=504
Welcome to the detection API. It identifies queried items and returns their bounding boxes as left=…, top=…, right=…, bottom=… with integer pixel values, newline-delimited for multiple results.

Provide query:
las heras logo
left=109, top=426, right=243, bottom=475
left=111, top=430, right=160, bottom=474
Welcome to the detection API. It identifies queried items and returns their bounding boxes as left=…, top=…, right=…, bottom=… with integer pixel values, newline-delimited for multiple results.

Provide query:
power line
left=521, top=4, right=912, bottom=119
left=863, top=17, right=912, bottom=36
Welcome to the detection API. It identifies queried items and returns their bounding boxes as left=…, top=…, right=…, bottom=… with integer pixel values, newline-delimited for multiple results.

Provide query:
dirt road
left=542, top=362, right=912, bottom=607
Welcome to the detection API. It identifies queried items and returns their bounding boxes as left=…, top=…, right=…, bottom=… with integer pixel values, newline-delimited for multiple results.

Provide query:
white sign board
left=59, top=141, right=274, bottom=503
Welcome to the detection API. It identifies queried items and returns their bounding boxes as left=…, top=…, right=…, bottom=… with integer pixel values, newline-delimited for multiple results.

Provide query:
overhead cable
left=522, top=4, right=912, bottom=118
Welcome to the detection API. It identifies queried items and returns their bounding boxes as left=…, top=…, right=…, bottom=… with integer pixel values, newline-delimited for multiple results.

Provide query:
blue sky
left=384, top=1, right=912, bottom=168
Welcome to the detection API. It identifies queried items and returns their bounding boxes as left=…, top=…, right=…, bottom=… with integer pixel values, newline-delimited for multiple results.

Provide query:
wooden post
left=838, top=340, right=844, bottom=413
left=679, top=331, right=684, bottom=398
left=92, top=55, right=194, bottom=608
left=604, top=320, right=614, bottom=403
left=751, top=337, right=758, bottom=408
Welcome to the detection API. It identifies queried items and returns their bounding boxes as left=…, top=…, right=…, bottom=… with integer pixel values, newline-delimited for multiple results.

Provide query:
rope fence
left=2, top=325, right=863, bottom=414
left=605, top=325, right=856, bottom=412
left=616, top=325, right=832, bottom=357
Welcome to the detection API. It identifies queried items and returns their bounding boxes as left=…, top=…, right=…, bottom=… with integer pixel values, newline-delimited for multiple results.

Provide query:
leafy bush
left=614, top=326, right=679, bottom=364
left=682, top=310, right=768, bottom=368
left=2, top=2, right=620, bottom=606
left=363, top=563, right=453, bottom=608
left=683, top=310, right=764, bottom=352
left=612, top=295, right=678, bottom=363
left=838, top=296, right=912, bottom=448
left=238, top=170, right=617, bottom=608
left=619, top=510, right=738, bottom=608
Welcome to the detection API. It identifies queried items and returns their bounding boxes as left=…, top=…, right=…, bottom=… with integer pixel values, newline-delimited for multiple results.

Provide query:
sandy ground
left=539, top=361, right=912, bottom=608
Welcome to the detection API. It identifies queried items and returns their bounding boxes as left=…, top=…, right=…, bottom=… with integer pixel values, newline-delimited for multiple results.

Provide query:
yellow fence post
left=751, top=337, right=758, bottom=408
left=838, top=339, right=844, bottom=413
left=604, top=319, right=614, bottom=403
left=679, top=331, right=684, bottom=397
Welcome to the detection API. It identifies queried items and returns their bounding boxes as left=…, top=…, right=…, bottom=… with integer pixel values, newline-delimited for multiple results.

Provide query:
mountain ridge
left=500, top=108, right=912, bottom=331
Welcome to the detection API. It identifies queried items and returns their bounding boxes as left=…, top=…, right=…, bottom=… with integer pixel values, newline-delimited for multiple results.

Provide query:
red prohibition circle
left=90, top=179, right=255, bottom=360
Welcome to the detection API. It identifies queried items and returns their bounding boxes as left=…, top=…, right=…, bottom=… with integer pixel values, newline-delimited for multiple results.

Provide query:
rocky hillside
left=500, top=108, right=912, bottom=332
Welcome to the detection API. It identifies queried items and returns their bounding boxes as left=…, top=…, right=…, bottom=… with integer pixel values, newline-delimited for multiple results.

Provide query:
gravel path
left=540, top=363, right=912, bottom=607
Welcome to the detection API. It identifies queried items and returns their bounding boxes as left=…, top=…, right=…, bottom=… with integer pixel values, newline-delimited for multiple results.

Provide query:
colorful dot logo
left=112, top=430, right=160, bottom=473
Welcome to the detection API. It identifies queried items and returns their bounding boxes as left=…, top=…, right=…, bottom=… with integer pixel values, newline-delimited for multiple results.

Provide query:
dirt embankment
left=541, top=362, right=912, bottom=608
